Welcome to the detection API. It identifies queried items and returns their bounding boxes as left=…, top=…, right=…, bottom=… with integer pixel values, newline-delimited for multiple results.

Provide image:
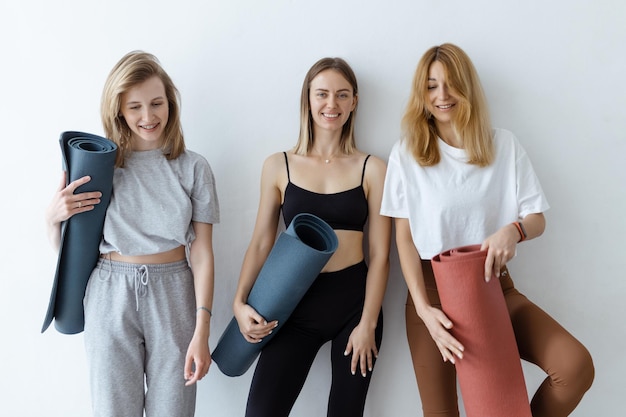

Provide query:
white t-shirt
left=380, top=128, right=549, bottom=259
left=99, top=148, right=220, bottom=256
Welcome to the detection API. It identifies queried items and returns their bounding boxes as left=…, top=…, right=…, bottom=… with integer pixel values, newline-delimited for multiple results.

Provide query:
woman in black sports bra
left=232, top=57, right=391, bottom=417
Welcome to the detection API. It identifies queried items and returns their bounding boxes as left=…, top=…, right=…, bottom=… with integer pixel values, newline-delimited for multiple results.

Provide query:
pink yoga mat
left=431, top=244, right=531, bottom=417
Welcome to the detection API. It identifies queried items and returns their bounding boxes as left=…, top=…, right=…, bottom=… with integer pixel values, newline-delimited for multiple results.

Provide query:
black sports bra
left=281, top=152, right=369, bottom=231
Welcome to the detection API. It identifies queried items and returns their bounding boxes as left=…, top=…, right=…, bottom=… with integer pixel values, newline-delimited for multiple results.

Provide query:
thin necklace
left=312, top=149, right=338, bottom=164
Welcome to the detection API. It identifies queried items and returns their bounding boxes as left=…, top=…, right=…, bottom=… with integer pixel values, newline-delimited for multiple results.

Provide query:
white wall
left=1, top=0, right=624, bottom=416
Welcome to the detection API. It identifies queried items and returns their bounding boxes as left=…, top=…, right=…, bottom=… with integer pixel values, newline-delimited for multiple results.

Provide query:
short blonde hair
left=294, top=57, right=359, bottom=155
left=402, top=43, right=493, bottom=166
left=101, top=51, right=185, bottom=167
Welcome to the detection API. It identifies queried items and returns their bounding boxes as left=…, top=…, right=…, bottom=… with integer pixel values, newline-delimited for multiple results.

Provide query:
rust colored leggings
left=406, top=261, right=594, bottom=417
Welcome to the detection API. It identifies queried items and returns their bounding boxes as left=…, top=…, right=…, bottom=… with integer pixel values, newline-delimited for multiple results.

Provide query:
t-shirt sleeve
left=380, top=142, right=410, bottom=219
left=514, top=136, right=550, bottom=218
left=191, top=155, right=220, bottom=224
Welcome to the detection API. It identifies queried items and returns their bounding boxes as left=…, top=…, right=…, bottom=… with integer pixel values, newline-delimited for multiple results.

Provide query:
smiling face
left=427, top=61, right=459, bottom=127
left=308, top=69, right=357, bottom=136
left=120, top=75, right=169, bottom=150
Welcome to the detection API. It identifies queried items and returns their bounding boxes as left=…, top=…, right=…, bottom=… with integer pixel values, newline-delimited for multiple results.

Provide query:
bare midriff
left=321, top=230, right=364, bottom=272
left=101, top=245, right=186, bottom=264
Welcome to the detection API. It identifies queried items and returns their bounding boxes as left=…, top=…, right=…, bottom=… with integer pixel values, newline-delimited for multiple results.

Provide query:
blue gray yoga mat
left=41, top=131, right=117, bottom=335
left=212, top=213, right=338, bottom=377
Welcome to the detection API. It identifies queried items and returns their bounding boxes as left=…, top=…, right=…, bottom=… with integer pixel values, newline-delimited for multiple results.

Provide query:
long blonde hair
left=402, top=43, right=493, bottom=166
left=294, top=57, right=358, bottom=155
left=101, top=51, right=185, bottom=167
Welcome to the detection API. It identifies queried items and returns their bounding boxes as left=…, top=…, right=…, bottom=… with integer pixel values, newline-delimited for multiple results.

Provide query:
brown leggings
left=406, top=261, right=594, bottom=417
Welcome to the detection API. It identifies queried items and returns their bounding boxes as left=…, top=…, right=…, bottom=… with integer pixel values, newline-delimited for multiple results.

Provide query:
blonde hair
left=101, top=51, right=185, bottom=167
left=402, top=43, right=493, bottom=166
left=294, top=57, right=358, bottom=155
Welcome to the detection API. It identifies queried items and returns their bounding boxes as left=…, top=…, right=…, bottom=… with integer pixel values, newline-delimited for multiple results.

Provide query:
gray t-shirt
left=99, top=148, right=220, bottom=256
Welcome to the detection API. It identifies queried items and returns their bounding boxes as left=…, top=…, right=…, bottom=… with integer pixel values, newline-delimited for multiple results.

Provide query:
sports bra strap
left=361, top=155, right=371, bottom=185
left=283, top=152, right=291, bottom=182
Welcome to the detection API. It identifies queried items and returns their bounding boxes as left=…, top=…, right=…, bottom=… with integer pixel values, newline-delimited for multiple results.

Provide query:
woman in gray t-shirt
left=45, top=51, right=219, bottom=417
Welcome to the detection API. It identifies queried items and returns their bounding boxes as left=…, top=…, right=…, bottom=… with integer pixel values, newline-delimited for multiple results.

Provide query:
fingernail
left=344, top=351, right=349, bottom=356
left=268, top=330, right=273, bottom=334
left=368, top=367, right=373, bottom=372
left=351, top=370, right=355, bottom=375
left=362, top=372, right=366, bottom=377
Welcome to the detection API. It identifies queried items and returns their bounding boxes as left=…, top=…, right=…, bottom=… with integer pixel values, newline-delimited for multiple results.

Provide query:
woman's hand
left=46, top=173, right=102, bottom=250
left=419, top=305, right=464, bottom=364
left=184, top=332, right=211, bottom=386
left=344, top=321, right=378, bottom=377
left=233, top=302, right=278, bottom=343
left=481, top=224, right=519, bottom=281
left=46, top=173, right=102, bottom=223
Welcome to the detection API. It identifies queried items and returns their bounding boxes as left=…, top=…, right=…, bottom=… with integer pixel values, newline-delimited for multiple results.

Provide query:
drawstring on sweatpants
left=134, top=265, right=149, bottom=311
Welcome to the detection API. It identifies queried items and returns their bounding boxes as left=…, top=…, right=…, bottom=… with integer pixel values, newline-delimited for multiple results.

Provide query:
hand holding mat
left=431, top=244, right=531, bottom=417
left=212, top=213, right=338, bottom=377
left=42, top=131, right=117, bottom=335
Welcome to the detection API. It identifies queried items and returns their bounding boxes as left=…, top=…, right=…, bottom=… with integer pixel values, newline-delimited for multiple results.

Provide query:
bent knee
left=550, top=343, right=594, bottom=392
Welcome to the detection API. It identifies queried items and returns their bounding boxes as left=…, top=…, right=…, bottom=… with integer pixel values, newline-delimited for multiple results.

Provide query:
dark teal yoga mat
left=212, top=213, right=338, bottom=377
left=41, top=131, right=117, bottom=335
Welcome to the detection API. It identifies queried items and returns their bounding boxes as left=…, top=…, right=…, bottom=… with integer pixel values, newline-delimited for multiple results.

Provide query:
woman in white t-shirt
left=380, top=43, right=593, bottom=417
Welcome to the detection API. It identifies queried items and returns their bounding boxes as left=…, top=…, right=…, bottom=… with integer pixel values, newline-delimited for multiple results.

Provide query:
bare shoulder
left=260, top=151, right=290, bottom=190
left=262, top=151, right=288, bottom=173
left=363, top=153, right=387, bottom=176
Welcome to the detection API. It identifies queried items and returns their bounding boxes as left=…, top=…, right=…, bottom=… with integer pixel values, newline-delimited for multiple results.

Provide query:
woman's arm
left=232, top=153, right=283, bottom=343
left=481, top=212, right=546, bottom=281
left=345, top=156, right=392, bottom=376
left=184, top=221, right=215, bottom=385
left=395, top=217, right=465, bottom=364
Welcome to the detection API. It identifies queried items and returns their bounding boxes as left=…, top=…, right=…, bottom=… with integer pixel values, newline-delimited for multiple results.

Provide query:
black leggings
left=245, top=261, right=383, bottom=417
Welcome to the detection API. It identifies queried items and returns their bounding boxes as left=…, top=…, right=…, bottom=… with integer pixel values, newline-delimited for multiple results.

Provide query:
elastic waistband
left=95, top=257, right=190, bottom=274
left=319, top=260, right=367, bottom=277
left=419, top=259, right=514, bottom=292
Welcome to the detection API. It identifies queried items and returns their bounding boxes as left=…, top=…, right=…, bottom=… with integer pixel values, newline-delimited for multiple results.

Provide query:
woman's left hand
left=344, top=321, right=378, bottom=377
left=184, top=334, right=211, bottom=386
left=481, top=224, right=519, bottom=281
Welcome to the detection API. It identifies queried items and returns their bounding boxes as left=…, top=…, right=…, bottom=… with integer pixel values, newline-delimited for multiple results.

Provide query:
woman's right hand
left=46, top=173, right=102, bottom=250
left=419, top=305, right=465, bottom=364
left=46, top=173, right=102, bottom=224
left=233, top=302, right=278, bottom=344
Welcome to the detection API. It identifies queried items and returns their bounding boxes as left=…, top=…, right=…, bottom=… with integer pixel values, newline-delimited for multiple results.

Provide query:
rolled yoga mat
left=41, top=131, right=117, bottom=335
left=212, top=213, right=338, bottom=377
left=431, top=244, right=531, bottom=417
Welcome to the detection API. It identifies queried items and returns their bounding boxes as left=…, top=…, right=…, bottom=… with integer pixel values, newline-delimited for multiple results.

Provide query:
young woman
left=380, top=43, right=594, bottom=417
left=232, top=57, right=391, bottom=417
left=45, top=51, right=219, bottom=417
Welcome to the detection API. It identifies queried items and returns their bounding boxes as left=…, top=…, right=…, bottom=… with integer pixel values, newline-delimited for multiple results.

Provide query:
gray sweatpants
left=84, top=258, right=196, bottom=417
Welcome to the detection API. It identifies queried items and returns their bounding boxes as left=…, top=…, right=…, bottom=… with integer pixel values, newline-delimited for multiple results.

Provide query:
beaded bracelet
left=196, top=306, right=212, bottom=316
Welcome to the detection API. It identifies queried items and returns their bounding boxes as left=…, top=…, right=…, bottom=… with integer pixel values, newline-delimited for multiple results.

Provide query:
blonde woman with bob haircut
left=381, top=43, right=594, bottom=417
left=233, top=57, right=391, bottom=417
left=46, top=51, right=219, bottom=417
left=100, top=53, right=186, bottom=167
